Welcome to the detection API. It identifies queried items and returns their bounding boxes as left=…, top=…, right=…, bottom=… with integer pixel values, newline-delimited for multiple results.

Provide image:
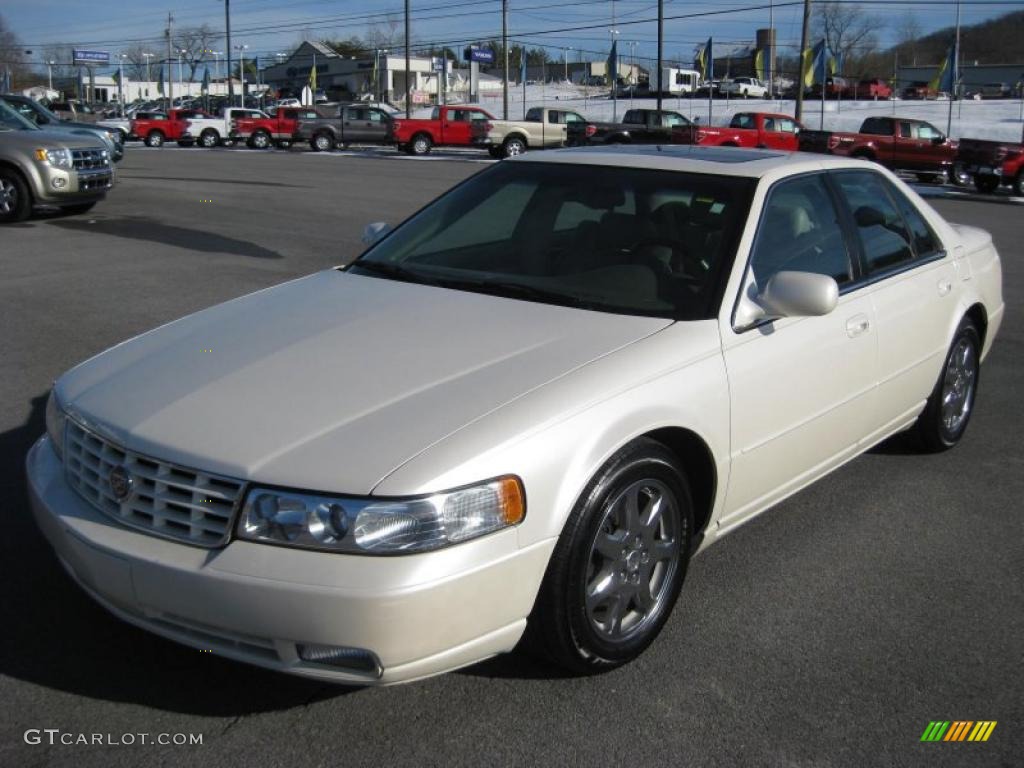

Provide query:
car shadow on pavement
left=115, top=175, right=308, bottom=189
left=46, top=216, right=284, bottom=260
left=0, top=395, right=352, bottom=715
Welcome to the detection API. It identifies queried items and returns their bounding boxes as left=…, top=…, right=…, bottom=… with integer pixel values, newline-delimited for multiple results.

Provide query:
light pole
left=235, top=44, right=248, bottom=107
left=177, top=48, right=187, bottom=98
left=563, top=47, right=572, bottom=83
left=143, top=52, right=154, bottom=98
left=47, top=60, right=55, bottom=91
left=118, top=54, right=127, bottom=115
left=225, top=0, right=234, bottom=102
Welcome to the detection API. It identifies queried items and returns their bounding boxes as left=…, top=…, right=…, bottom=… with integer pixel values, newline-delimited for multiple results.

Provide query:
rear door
left=343, top=106, right=371, bottom=141
left=893, top=120, right=927, bottom=170
left=913, top=122, right=949, bottom=169
left=829, top=169, right=957, bottom=427
left=768, top=117, right=801, bottom=150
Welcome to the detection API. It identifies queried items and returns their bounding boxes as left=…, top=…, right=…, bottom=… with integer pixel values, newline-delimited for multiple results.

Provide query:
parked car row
left=121, top=98, right=1024, bottom=200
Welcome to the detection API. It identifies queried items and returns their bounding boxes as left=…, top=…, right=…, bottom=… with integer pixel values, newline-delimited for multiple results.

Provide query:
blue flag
left=607, top=39, right=618, bottom=85
left=802, top=39, right=828, bottom=88
left=929, top=43, right=957, bottom=94
left=520, top=49, right=527, bottom=84
left=695, top=38, right=713, bottom=81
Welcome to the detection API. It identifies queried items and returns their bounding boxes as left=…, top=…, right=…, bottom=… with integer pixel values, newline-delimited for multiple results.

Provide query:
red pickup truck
left=130, top=109, right=206, bottom=148
left=957, top=138, right=1024, bottom=195
left=391, top=105, right=495, bottom=155
left=231, top=106, right=324, bottom=149
left=672, top=112, right=803, bottom=151
left=799, top=116, right=967, bottom=185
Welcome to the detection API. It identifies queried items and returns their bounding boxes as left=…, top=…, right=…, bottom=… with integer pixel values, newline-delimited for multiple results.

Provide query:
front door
left=720, top=172, right=879, bottom=530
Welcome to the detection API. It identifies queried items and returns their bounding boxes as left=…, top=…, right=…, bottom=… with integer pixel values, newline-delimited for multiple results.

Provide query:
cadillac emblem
left=108, top=465, right=133, bottom=501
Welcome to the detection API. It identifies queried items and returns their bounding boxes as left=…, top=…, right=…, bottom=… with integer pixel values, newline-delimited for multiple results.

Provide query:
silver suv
left=0, top=100, right=114, bottom=223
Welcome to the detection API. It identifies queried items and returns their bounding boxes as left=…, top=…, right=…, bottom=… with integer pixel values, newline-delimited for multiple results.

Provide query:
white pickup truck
left=183, top=107, right=269, bottom=148
left=470, top=106, right=588, bottom=158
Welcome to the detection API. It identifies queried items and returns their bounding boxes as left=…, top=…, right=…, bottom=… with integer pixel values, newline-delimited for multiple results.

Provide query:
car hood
left=58, top=270, right=672, bottom=494
left=0, top=127, right=105, bottom=151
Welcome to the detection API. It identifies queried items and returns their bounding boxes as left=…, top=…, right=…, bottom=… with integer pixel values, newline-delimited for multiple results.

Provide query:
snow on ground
left=411, top=83, right=1024, bottom=143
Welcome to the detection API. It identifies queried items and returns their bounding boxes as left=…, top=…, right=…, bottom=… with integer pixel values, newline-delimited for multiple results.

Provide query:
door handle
left=846, top=314, right=871, bottom=338
left=938, top=279, right=953, bottom=296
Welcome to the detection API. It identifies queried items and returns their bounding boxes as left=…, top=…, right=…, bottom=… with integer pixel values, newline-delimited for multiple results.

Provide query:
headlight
left=45, top=389, right=67, bottom=460
left=34, top=148, right=72, bottom=169
left=237, top=476, right=525, bottom=554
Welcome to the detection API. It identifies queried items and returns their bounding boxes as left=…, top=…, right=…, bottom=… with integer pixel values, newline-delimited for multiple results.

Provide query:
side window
left=898, top=122, right=913, bottom=138
left=884, top=180, right=942, bottom=257
left=763, top=117, right=777, bottom=132
left=469, top=111, right=489, bottom=121
left=547, top=111, right=561, bottom=124
left=749, top=175, right=853, bottom=288
left=368, top=109, right=386, bottom=123
left=525, top=107, right=542, bottom=121
left=663, top=113, right=686, bottom=127
left=779, top=119, right=797, bottom=133
left=915, top=123, right=941, bottom=140
left=564, top=112, right=584, bottom=123
left=861, top=117, right=889, bottom=136
left=832, top=171, right=915, bottom=274
left=732, top=114, right=754, bottom=129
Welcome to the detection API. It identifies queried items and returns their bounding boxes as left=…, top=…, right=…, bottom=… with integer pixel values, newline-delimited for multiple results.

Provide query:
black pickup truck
left=567, top=108, right=693, bottom=146
left=294, top=104, right=394, bottom=151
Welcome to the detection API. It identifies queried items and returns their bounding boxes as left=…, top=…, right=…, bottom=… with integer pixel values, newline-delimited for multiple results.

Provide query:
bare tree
left=366, top=15, right=405, bottom=52
left=121, top=44, right=158, bottom=81
left=815, top=2, right=878, bottom=76
left=895, top=12, right=922, bottom=65
left=0, top=12, right=31, bottom=86
left=173, top=23, right=221, bottom=81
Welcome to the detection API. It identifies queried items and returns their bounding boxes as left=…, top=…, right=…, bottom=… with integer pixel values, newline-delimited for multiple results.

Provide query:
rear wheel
left=311, top=132, right=334, bottom=151
left=973, top=175, right=999, bottom=194
left=503, top=136, right=527, bottom=157
left=410, top=133, right=432, bottom=155
left=200, top=129, right=220, bottom=148
left=913, top=319, right=981, bottom=452
left=0, top=169, right=31, bottom=223
left=1013, top=169, right=1024, bottom=197
left=948, top=164, right=970, bottom=187
left=529, top=438, right=693, bottom=674
left=145, top=130, right=165, bottom=148
left=915, top=172, right=943, bottom=184
left=487, top=146, right=503, bottom=159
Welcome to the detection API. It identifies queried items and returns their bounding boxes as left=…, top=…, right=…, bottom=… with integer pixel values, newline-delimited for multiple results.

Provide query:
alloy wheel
left=585, top=478, right=681, bottom=641
left=941, top=337, right=977, bottom=435
left=0, top=179, right=16, bottom=214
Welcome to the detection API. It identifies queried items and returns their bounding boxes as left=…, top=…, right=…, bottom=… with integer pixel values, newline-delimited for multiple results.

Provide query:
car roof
left=513, top=144, right=874, bottom=179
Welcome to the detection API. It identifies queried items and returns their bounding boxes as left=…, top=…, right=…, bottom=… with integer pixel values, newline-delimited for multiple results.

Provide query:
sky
left=4, top=0, right=1016, bottom=71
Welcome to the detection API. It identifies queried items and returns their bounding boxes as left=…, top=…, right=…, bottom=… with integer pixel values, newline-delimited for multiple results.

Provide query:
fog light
left=51, top=177, right=67, bottom=189
left=297, top=644, right=382, bottom=677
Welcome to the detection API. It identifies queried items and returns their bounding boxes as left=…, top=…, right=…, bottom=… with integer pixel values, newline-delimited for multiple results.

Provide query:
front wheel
left=249, top=130, right=271, bottom=149
left=145, top=130, right=165, bottom=148
left=948, top=164, right=970, bottom=187
left=913, top=319, right=981, bottom=452
left=503, top=136, right=527, bottom=157
left=199, top=129, right=220, bottom=148
left=410, top=133, right=432, bottom=155
left=529, top=438, right=693, bottom=674
left=0, top=169, right=32, bottom=223
left=1013, top=169, right=1023, bottom=197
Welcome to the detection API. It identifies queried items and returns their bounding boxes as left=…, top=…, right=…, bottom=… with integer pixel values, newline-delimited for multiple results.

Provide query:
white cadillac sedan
left=28, top=146, right=1003, bottom=685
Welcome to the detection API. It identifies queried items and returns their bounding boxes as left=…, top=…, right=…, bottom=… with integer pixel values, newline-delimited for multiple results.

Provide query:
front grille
left=78, top=172, right=112, bottom=191
left=64, top=419, right=245, bottom=547
left=71, top=148, right=109, bottom=170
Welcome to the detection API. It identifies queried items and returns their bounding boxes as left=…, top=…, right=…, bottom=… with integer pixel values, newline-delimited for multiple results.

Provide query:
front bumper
left=27, top=436, right=552, bottom=684
left=32, top=163, right=113, bottom=204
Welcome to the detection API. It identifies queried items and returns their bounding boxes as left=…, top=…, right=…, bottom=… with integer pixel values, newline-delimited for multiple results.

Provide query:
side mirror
left=932, top=135, right=945, bottom=145
left=362, top=221, right=391, bottom=246
left=734, top=271, right=839, bottom=329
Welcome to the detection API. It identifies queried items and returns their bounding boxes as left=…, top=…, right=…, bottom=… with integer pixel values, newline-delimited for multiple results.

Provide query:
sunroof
left=564, top=144, right=784, bottom=163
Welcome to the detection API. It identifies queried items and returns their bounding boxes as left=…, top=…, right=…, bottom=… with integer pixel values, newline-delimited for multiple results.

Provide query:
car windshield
left=0, top=100, right=38, bottom=131
left=350, top=161, right=755, bottom=320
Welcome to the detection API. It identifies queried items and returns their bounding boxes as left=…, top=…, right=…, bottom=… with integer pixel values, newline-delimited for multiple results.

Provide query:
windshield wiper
left=464, top=279, right=593, bottom=309
left=347, top=260, right=437, bottom=286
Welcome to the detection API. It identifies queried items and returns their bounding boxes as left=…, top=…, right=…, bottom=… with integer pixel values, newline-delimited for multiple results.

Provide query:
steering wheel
left=629, top=237, right=706, bottom=279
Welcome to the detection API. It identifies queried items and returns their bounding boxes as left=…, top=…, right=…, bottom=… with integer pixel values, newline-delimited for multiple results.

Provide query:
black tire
left=948, top=164, right=970, bottom=187
left=275, top=140, right=291, bottom=149
left=145, top=130, right=165, bottom=148
left=60, top=202, right=97, bottom=215
left=410, top=133, right=432, bottom=155
left=503, top=136, right=527, bottom=157
left=915, top=173, right=943, bottom=184
left=249, top=130, right=271, bottom=149
left=1013, top=170, right=1023, bottom=197
left=311, top=132, right=334, bottom=152
left=0, top=168, right=32, bottom=223
left=487, top=146, right=503, bottom=159
left=913, top=319, right=981, bottom=452
left=176, top=140, right=194, bottom=147
left=973, top=175, right=999, bottom=194
left=529, top=438, right=693, bottom=674
left=851, top=149, right=876, bottom=163
left=199, top=129, right=220, bottom=148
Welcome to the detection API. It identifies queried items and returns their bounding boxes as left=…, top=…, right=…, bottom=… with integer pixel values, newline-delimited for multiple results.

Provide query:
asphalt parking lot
left=1, top=146, right=1021, bottom=768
